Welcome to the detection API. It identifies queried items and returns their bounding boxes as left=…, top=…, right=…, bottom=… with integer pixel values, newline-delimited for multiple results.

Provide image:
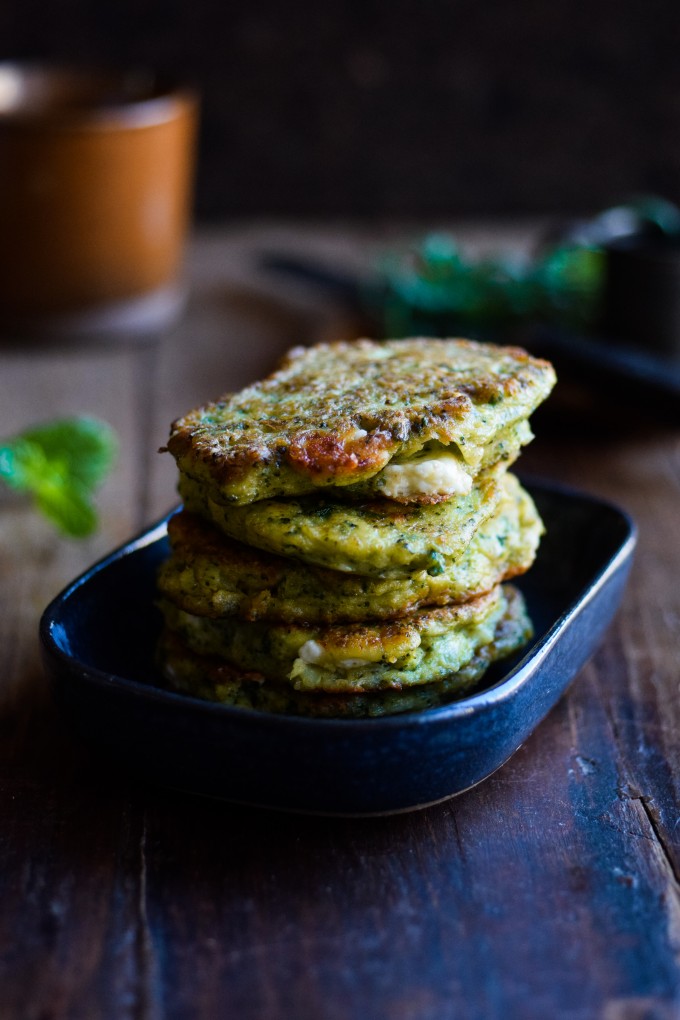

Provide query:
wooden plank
left=0, top=337, right=159, bottom=1020
left=524, top=426, right=680, bottom=880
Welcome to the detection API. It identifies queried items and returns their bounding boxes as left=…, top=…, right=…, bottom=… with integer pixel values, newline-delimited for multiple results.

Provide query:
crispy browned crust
left=165, top=338, right=556, bottom=503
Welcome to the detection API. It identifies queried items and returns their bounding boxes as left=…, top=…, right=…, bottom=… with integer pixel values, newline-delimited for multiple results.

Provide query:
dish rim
left=40, top=479, right=637, bottom=732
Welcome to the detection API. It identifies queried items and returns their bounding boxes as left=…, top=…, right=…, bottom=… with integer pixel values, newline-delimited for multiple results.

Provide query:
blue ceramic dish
left=40, top=480, right=636, bottom=815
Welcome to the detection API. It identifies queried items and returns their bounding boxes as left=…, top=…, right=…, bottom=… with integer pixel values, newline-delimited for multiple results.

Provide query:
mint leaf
left=0, top=416, right=118, bottom=538
left=0, top=444, right=23, bottom=488
left=34, top=474, right=98, bottom=538
left=1, top=437, right=48, bottom=488
left=20, top=417, right=118, bottom=488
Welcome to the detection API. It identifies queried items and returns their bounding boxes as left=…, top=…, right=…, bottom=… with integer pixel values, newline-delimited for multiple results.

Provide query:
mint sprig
left=380, top=233, right=603, bottom=338
left=0, top=417, right=118, bottom=537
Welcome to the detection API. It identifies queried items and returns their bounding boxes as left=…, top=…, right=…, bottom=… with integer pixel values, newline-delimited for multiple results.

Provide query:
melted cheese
left=380, top=449, right=472, bottom=500
left=298, top=639, right=386, bottom=669
left=297, top=627, right=421, bottom=670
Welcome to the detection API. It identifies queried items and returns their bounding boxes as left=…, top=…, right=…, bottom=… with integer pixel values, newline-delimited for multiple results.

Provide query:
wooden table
left=2, top=223, right=680, bottom=1020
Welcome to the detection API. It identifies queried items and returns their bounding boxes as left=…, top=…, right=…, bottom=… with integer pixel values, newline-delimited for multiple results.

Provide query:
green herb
left=0, top=416, right=118, bottom=537
left=426, top=550, right=446, bottom=577
left=379, top=233, right=603, bottom=338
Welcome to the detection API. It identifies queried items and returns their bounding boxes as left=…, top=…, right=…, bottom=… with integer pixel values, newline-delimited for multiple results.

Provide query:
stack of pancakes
left=157, top=338, right=556, bottom=717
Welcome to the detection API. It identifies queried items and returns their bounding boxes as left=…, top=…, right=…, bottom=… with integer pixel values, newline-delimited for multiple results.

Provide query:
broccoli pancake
left=166, top=338, right=556, bottom=506
left=179, top=463, right=507, bottom=578
left=344, top=419, right=531, bottom=504
left=159, top=584, right=518, bottom=693
left=159, top=585, right=532, bottom=717
left=159, top=474, right=542, bottom=623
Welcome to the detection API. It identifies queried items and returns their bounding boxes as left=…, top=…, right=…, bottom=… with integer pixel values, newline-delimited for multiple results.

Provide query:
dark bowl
left=40, top=480, right=636, bottom=815
left=601, top=234, right=680, bottom=359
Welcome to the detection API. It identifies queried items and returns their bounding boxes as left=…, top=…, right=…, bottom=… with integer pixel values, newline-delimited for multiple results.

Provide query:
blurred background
left=3, top=0, right=679, bottom=222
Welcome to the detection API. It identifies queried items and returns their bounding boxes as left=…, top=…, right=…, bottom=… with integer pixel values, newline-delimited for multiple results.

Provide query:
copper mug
left=0, top=63, right=198, bottom=337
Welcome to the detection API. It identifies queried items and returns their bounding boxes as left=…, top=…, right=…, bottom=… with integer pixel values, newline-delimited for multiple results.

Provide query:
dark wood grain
left=2, top=224, right=680, bottom=1020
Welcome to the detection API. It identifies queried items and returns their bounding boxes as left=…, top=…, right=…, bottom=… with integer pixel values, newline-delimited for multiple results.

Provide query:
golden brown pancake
left=166, top=338, right=556, bottom=506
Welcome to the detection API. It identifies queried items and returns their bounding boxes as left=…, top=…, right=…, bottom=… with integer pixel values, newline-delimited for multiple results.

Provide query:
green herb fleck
left=312, top=505, right=335, bottom=520
left=426, top=551, right=446, bottom=576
